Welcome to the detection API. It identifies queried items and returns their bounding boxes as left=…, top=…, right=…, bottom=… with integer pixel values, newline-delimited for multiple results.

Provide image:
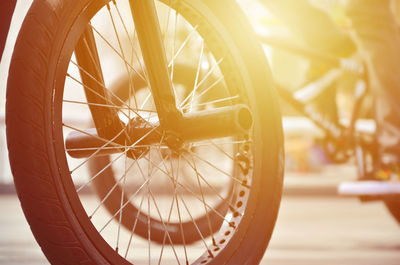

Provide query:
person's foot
left=338, top=165, right=400, bottom=196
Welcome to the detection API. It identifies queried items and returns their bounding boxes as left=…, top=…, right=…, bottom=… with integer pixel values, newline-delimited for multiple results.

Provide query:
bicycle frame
left=261, top=35, right=376, bottom=168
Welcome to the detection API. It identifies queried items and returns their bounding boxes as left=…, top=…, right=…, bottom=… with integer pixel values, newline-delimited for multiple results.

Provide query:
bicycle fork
left=66, top=0, right=252, bottom=158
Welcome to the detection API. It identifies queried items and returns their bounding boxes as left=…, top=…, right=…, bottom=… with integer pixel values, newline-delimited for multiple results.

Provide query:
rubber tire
left=6, top=0, right=284, bottom=264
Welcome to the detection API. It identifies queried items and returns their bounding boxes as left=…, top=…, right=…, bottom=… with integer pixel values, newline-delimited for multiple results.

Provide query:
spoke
left=179, top=58, right=223, bottom=109
left=132, top=150, right=171, bottom=187
left=89, top=24, right=146, bottom=82
left=116, top=146, right=129, bottom=252
left=77, top=149, right=126, bottom=193
left=124, top=150, right=170, bottom=259
left=108, top=130, right=181, bottom=263
left=64, top=99, right=156, bottom=113
left=169, top=11, right=179, bottom=100
left=126, top=149, right=181, bottom=264
left=107, top=3, right=139, bottom=110
left=169, top=11, right=177, bottom=79
left=189, top=39, right=205, bottom=112
left=157, top=197, right=175, bottom=265
left=167, top=25, right=199, bottom=68
left=140, top=91, right=153, bottom=110
left=63, top=123, right=122, bottom=148
left=182, top=154, right=242, bottom=218
left=99, top=173, right=153, bottom=233
left=89, top=151, right=145, bottom=218
left=142, top=155, right=234, bottom=225
left=66, top=72, right=129, bottom=121
left=65, top=144, right=165, bottom=152
left=157, top=150, right=178, bottom=265
left=181, top=75, right=224, bottom=109
left=178, top=193, right=214, bottom=258
left=189, top=152, right=251, bottom=189
left=140, top=151, right=182, bottom=265
left=124, top=192, right=146, bottom=259
left=76, top=126, right=158, bottom=192
left=156, top=149, right=188, bottom=265
left=208, top=140, right=235, bottom=160
left=80, top=35, right=104, bottom=83
left=70, top=59, right=143, bottom=121
left=144, top=147, right=211, bottom=255
left=192, top=139, right=251, bottom=147
left=182, top=95, right=240, bottom=110
left=188, top=153, right=216, bottom=245
left=174, top=156, right=189, bottom=265
left=67, top=65, right=161, bottom=131
left=97, top=144, right=165, bottom=235
left=64, top=99, right=128, bottom=111
left=162, top=6, right=172, bottom=44
left=113, top=1, right=148, bottom=83
left=69, top=60, right=127, bottom=108
left=64, top=123, right=126, bottom=173
left=146, top=150, right=152, bottom=265
left=147, top=190, right=151, bottom=265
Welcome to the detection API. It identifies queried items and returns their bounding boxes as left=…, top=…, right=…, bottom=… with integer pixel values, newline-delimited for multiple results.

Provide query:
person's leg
left=259, top=0, right=356, bottom=57
left=346, top=0, right=400, bottom=166
left=0, top=0, right=17, bottom=61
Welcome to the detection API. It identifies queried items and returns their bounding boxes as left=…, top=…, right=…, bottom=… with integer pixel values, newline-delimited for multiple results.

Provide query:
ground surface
left=1, top=194, right=399, bottom=265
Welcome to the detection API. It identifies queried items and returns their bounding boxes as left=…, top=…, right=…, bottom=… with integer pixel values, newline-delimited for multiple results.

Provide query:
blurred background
left=0, top=0, right=399, bottom=264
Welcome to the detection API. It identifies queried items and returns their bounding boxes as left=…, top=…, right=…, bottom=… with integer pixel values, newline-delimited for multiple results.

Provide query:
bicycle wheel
left=88, top=63, right=234, bottom=244
left=7, top=0, right=284, bottom=264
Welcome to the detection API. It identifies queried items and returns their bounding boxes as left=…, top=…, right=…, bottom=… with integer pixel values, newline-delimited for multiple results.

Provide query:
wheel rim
left=52, top=0, right=259, bottom=264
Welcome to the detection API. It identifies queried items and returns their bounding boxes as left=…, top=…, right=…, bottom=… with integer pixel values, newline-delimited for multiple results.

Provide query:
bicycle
left=6, top=0, right=284, bottom=264
left=257, top=9, right=400, bottom=224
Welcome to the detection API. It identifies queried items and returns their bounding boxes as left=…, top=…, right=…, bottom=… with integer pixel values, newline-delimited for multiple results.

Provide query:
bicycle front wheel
left=7, top=0, right=284, bottom=264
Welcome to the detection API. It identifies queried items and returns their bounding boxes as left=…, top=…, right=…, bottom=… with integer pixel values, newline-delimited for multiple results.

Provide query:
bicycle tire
left=7, top=0, right=284, bottom=264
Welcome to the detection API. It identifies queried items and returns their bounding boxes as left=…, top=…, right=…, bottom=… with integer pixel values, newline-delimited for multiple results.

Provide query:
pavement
left=282, top=164, right=357, bottom=197
left=1, top=195, right=400, bottom=265
left=1, top=165, right=400, bottom=265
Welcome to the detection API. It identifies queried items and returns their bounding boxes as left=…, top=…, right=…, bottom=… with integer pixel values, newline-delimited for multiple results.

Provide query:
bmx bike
left=6, top=0, right=284, bottom=264
left=259, top=10, right=400, bottom=224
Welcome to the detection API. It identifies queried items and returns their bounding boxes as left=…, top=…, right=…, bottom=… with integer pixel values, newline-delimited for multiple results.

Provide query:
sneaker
left=338, top=166, right=400, bottom=196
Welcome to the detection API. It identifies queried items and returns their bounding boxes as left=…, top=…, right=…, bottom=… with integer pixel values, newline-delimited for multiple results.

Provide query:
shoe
left=338, top=166, right=400, bottom=196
